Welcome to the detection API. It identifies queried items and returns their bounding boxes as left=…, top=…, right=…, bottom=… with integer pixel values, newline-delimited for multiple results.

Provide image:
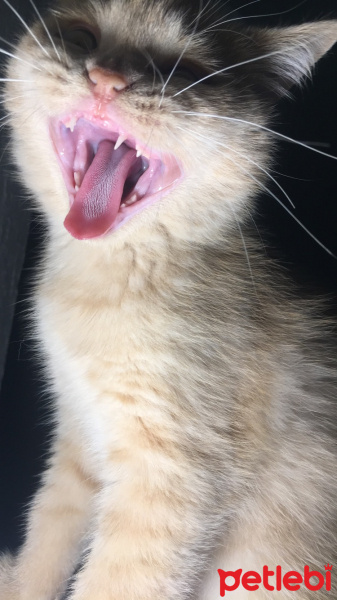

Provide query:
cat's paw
left=0, top=553, right=19, bottom=600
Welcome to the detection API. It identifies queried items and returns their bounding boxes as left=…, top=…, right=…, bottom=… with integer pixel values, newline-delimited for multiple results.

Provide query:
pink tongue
left=64, top=140, right=136, bottom=239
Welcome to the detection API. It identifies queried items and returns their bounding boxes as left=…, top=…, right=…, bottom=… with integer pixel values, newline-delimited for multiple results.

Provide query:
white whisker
left=0, top=94, right=26, bottom=104
left=159, top=0, right=204, bottom=106
left=251, top=175, right=336, bottom=258
left=231, top=205, right=259, bottom=297
left=173, top=111, right=337, bottom=162
left=178, top=124, right=335, bottom=257
left=1, top=0, right=51, bottom=58
left=53, top=15, right=70, bottom=69
left=142, top=49, right=165, bottom=91
left=28, top=0, right=61, bottom=62
left=146, top=55, right=157, bottom=93
left=0, top=34, right=43, bottom=71
left=301, top=141, right=332, bottom=149
left=204, top=0, right=308, bottom=33
left=0, top=34, right=19, bottom=51
left=0, top=117, right=12, bottom=128
left=207, top=0, right=262, bottom=30
left=173, top=49, right=294, bottom=97
left=177, top=125, right=295, bottom=209
left=0, top=78, right=33, bottom=82
left=198, top=0, right=223, bottom=24
left=0, top=47, right=42, bottom=71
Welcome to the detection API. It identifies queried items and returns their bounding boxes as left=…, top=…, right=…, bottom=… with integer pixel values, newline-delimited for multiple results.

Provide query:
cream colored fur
left=1, top=1, right=337, bottom=599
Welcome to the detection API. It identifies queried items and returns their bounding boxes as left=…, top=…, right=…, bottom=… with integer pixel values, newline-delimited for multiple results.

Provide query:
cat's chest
left=36, top=281, right=174, bottom=474
left=37, top=273, right=169, bottom=381
left=38, top=245, right=169, bottom=356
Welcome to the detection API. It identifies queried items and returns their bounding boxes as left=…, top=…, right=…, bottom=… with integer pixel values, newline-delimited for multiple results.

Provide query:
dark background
left=1, top=0, right=337, bottom=553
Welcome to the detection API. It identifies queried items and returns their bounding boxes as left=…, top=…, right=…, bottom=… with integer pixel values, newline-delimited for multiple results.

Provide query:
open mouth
left=51, top=114, right=183, bottom=239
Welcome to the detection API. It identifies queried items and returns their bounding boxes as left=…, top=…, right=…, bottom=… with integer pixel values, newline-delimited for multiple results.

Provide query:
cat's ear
left=246, top=20, right=337, bottom=98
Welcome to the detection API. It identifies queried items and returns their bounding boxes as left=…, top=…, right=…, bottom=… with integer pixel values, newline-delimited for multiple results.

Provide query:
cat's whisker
left=0, top=47, right=42, bottom=71
left=1, top=0, right=51, bottom=58
left=0, top=118, right=13, bottom=129
left=53, top=17, right=65, bottom=54
left=0, top=134, right=12, bottom=162
left=150, top=146, right=167, bottom=229
left=189, top=0, right=216, bottom=27
left=173, top=110, right=337, bottom=162
left=205, top=0, right=233, bottom=28
left=205, top=0, right=262, bottom=31
left=204, top=0, right=307, bottom=33
left=0, top=34, right=17, bottom=51
left=148, top=58, right=157, bottom=94
left=196, top=0, right=223, bottom=24
left=141, top=50, right=164, bottom=92
left=177, top=125, right=296, bottom=209
left=174, top=129, right=261, bottom=262
left=52, top=16, right=70, bottom=69
left=173, top=48, right=295, bottom=97
left=0, top=34, right=44, bottom=73
left=301, top=141, right=332, bottom=149
left=250, top=213, right=267, bottom=252
left=244, top=169, right=336, bottom=258
left=159, top=0, right=204, bottom=107
left=178, top=125, right=335, bottom=257
left=0, top=78, right=33, bottom=82
left=28, top=0, right=61, bottom=62
left=0, top=94, right=25, bottom=104
left=230, top=206, right=259, bottom=298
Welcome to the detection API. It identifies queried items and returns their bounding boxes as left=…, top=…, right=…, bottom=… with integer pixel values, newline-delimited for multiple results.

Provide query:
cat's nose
left=88, top=68, right=128, bottom=100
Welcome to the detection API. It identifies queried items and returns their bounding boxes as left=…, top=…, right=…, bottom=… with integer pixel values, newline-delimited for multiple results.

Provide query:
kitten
left=0, top=1, right=337, bottom=598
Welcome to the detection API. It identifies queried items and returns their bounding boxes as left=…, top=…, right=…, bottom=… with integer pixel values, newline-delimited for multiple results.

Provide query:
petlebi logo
left=217, top=564, right=332, bottom=596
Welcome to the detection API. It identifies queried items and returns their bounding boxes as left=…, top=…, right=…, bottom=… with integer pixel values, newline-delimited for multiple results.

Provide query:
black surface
left=1, top=0, right=337, bottom=553
left=0, top=1, right=33, bottom=395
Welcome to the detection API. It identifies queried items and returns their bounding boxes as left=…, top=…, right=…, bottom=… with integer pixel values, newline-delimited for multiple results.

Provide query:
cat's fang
left=114, top=135, right=126, bottom=150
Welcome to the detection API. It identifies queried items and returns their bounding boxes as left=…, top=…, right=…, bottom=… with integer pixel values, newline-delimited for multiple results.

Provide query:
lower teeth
left=124, top=194, right=138, bottom=206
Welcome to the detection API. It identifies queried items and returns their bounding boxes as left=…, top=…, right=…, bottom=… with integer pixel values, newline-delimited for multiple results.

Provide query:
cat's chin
left=50, top=110, right=183, bottom=240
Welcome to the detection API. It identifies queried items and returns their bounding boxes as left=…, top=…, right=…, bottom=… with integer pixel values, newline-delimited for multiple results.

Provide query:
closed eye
left=158, top=60, right=221, bottom=85
left=55, top=23, right=99, bottom=54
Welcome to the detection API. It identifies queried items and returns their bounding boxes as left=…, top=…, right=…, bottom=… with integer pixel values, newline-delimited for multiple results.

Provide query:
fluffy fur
left=1, top=1, right=337, bottom=598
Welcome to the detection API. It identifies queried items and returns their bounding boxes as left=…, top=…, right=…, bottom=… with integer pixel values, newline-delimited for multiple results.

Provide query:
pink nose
left=88, top=68, right=128, bottom=100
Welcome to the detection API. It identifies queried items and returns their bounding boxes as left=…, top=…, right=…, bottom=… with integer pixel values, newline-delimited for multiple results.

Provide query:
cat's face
left=5, top=0, right=337, bottom=245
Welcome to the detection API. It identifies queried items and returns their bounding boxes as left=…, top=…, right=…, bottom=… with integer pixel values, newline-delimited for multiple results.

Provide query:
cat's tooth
left=75, top=185, right=79, bottom=193
left=74, top=171, right=81, bottom=188
left=125, top=194, right=138, bottom=206
left=136, top=148, right=142, bottom=158
left=65, top=116, right=77, bottom=132
left=114, top=135, right=126, bottom=150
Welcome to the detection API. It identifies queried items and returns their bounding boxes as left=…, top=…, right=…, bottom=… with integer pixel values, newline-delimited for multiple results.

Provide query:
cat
left=0, top=0, right=337, bottom=598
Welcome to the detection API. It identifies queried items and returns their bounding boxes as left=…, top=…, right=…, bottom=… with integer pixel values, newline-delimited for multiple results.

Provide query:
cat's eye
left=158, top=60, right=215, bottom=85
left=160, top=62, right=202, bottom=83
left=172, top=65, right=200, bottom=82
left=57, top=25, right=98, bottom=53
